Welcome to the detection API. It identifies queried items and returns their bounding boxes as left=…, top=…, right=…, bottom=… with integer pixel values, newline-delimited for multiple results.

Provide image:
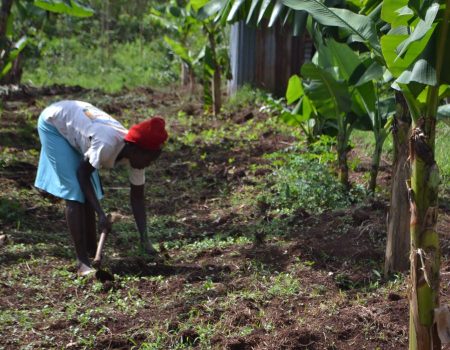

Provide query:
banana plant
left=283, top=36, right=396, bottom=190
left=33, top=0, right=93, bottom=16
left=198, top=0, right=308, bottom=32
left=320, top=38, right=396, bottom=192
left=280, top=1, right=449, bottom=345
left=283, top=74, right=326, bottom=143
left=150, top=2, right=202, bottom=93
left=194, top=0, right=233, bottom=115
left=0, top=36, right=27, bottom=80
left=380, top=0, right=450, bottom=348
left=367, top=92, right=395, bottom=193
left=283, top=37, right=373, bottom=188
left=154, top=0, right=229, bottom=115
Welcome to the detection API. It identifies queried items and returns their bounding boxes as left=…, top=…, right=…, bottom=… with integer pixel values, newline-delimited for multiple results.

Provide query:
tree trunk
left=212, top=66, right=221, bottom=116
left=181, top=62, right=196, bottom=95
left=337, top=129, right=349, bottom=189
left=408, top=1, right=448, bottom=345
left=1, top=53, right=22, bottom=84
left=408, top=117, right=441, bottom=350
left=189, top=69, right=195, bottom=95
left=0, top=0, right=14, bottom=40
left=385, top=93, right=411, bottom=275
left=369, top=138, right=383, bottom=193
left=207, top=30, right=221, bottom=116
left=181, top=62, right=189, bottom=86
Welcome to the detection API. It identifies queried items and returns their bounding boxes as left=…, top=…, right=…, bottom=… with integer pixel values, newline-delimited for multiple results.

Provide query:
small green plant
left=267, top=273, right=301, bottom=297
left=0, top=197, right=24, bottom=224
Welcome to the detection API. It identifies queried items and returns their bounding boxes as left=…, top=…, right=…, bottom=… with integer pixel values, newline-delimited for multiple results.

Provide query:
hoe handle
left=93, top=229, right=108, bottom=268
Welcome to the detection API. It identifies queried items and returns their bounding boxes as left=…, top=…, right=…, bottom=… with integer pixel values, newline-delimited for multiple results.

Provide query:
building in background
left=228, top=21, right=314, bottom=97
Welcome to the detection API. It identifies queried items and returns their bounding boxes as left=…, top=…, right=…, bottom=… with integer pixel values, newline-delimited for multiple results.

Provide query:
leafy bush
left=264, top=139, right=366, bottom=214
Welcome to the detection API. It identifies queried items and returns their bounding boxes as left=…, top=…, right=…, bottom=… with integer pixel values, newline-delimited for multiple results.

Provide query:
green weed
left=184, top=236, right=251, bottom=252
left=310, top=284, right=327, bottom=297
left=266, top=272, right=301, bottom=297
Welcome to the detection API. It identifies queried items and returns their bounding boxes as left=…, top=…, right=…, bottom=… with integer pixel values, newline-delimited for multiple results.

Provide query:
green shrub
left=264, top=140, right=366, bottom=214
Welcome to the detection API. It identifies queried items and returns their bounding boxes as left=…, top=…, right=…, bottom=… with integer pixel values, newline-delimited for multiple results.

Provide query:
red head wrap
left=124, top=117, right=168, bottom=151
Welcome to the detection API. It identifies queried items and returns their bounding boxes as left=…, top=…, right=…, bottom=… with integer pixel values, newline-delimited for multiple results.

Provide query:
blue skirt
left=34, top=114, right=104, bottom=203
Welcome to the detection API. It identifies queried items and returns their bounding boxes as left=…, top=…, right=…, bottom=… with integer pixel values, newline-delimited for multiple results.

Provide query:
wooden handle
left=93, top=231, right=108, bottom=267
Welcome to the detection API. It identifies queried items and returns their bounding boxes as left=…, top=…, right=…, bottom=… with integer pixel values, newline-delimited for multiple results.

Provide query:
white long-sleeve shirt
left=42, top=100, right=145, bottom=185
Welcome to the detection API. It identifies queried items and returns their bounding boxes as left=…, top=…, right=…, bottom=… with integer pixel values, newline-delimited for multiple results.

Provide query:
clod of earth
left=95, top=269, right=114, bottom=283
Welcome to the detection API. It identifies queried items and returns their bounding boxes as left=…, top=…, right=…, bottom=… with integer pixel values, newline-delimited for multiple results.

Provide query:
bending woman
left=34, top=100, right=168, bottom=276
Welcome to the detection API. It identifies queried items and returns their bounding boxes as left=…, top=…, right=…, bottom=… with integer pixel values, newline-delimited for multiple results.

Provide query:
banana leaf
left=301, top=62, right=351, bottom=118
left=282, top=0, right=381, bottom=57
left=33, top=0, right=94, bottom=17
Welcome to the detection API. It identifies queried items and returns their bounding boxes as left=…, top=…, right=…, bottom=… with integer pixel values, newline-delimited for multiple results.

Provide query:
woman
left=34, top=100, right=168, bottom=276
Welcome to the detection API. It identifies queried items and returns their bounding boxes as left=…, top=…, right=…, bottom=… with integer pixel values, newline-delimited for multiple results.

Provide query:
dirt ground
left=0, top=85, right=449, bottom=349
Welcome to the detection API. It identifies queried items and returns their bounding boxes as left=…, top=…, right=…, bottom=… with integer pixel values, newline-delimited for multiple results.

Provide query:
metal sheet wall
left=229, top=21, right=312, bottom=97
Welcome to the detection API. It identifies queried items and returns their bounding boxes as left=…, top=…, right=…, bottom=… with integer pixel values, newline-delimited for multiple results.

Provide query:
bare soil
left=0, top=86, right=449, bottom=350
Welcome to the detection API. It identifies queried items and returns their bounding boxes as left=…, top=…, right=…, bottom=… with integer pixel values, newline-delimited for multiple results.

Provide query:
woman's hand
left=98, top=213, right=112, bottom=234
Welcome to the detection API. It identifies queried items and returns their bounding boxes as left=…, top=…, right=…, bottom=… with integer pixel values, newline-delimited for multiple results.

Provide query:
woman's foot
left=140, top=241, right=164, bottom=263
left=77, top=262, right=95, bottom=277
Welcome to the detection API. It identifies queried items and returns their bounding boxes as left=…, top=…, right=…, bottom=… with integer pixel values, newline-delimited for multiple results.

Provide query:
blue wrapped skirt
left=34, top=114, right=104, bottom=203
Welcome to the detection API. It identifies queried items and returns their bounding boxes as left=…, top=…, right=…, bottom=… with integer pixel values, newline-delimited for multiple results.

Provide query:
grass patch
left=351, top=129, right=394, bottom=162
left=23, top=38, right=178, bottom=93
left=222, top=84, right=267, bottom=114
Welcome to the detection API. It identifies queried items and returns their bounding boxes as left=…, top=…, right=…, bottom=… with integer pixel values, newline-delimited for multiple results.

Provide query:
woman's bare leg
left=84, top=201, right=97, bottom=258
left=65, top=200, right=93, bottom=276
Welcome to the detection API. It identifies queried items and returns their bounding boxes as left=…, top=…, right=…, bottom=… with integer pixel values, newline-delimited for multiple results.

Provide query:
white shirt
left=42, top=100, right=145, bottom=185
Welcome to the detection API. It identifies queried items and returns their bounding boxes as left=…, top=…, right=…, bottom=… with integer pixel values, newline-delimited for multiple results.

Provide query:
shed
left=228, top=20, right=314, bottom=97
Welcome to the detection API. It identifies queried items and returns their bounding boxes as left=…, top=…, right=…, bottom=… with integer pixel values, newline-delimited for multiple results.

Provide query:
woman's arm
left=130, top=183, right=157, bottom=254
left=77, top=159, right=110, bottom=232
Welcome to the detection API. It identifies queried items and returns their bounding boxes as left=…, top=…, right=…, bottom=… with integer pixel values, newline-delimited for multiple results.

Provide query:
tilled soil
left=0, top=86, right=449, bottom=349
